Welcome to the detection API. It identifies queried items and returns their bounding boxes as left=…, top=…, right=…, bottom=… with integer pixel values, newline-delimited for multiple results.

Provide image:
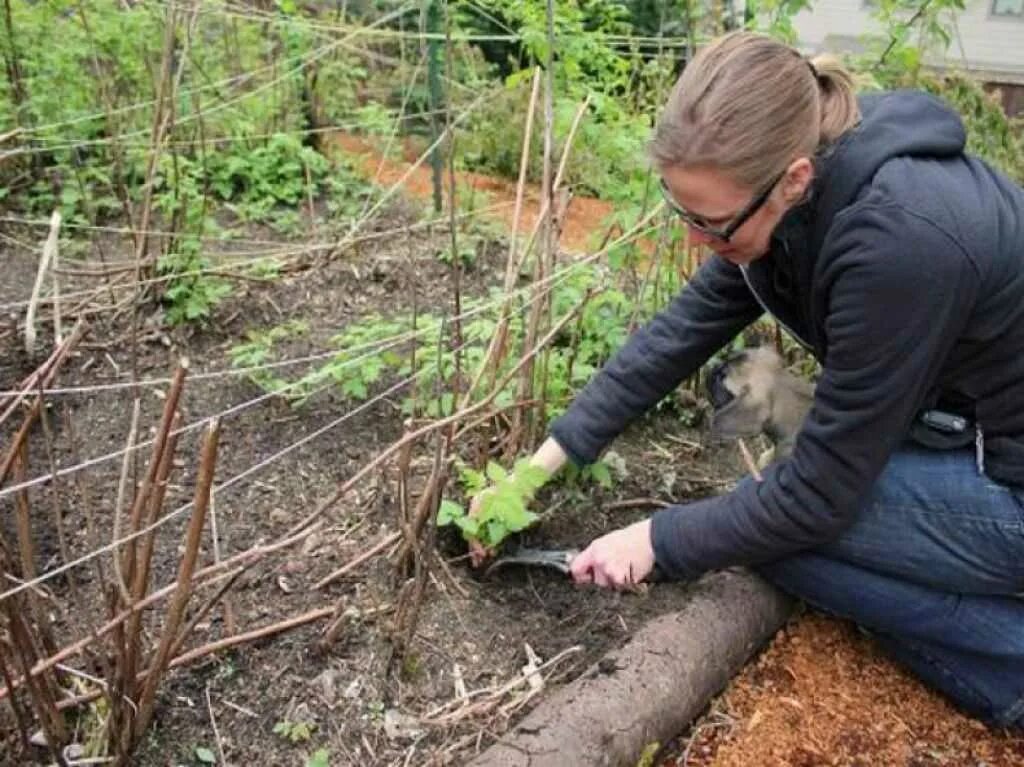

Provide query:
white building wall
left=790, top=1, right=1024, bottom=83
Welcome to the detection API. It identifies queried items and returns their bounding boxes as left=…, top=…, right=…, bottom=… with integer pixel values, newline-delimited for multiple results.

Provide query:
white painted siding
left=791, top=1, right=1024, bottom=83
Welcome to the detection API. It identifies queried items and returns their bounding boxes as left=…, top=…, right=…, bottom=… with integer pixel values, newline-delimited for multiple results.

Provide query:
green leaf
left=485, top=461, right=508, bottom=483
left=589, top=461, right=612, bottom=489
left=437, top=500, right=464, bottom=527
left=195, top=746, right=217, bottom=764
left=342, top=378, right=368, bottom=400
left=511, top=461, right=550, bottom=495
left=306, top=749, right=330, bottom=767
left=454, top=514, right=480, bottom=539
left=502, top=505, right=538, bottom=533
left=458, top=466, right=487, bottom=494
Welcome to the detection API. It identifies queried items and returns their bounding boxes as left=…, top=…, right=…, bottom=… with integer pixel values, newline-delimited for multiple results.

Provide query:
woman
left=476, top=31, right=1024, bottom=728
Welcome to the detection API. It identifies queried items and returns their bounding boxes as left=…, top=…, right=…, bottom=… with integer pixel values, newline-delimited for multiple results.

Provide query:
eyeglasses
left=660, top=170, right=784, bottom=243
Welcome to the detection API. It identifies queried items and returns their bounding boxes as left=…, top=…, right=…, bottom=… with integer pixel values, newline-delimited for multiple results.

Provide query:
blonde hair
left=650, top=31, right=860, bottom=189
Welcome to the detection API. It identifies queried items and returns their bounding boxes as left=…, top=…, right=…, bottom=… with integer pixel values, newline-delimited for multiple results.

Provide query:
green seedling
left=438, top=460, right=550, bottom=549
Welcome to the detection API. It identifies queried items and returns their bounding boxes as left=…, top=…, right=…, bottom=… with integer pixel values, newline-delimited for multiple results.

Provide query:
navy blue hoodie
left=549, top=91, right=1024, bottom=579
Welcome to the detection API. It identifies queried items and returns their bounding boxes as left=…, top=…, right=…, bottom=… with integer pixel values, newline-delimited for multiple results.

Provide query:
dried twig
left=169, top=605, right=333, bottom=669
left=422, top=644, right=583, bottom=726
left=54, top=607, right=336, bottom=714
left=133, top=418, right=220, bottom=740
left=0, top=525, right=321, bottom=702
left=111, top=400, right=141, bottom=603
left=169, top=566, right=247, bottom=659
left=736, top=438, right=764, bottom=482
left=0, top=321, right=88, bottom=484
left=603, top=497, right=671, bottom=512
left=24, top=209, right=61, bottom=355
left=205, top=685, right=227, bottom=767
left=316, top=531, right=401, bottom=590
left=0, top=639, right=32, bottom=751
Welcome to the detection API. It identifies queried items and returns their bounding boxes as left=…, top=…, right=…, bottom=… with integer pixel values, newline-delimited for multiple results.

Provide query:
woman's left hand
left=569, top=519, right=656, bottom=589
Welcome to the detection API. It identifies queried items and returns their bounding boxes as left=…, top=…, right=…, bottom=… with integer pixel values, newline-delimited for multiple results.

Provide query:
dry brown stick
left=603, top=497, right=671, bottom=512
left=318, top=597, right=351, bottom=652
left=168, top=566, right=247, bottom=660
left=395, top=434, right=449, bottom=652
left=503, top=67, right=543, bottom=293
left=121, top=365, right=188, bottom=591
left=206, top=492, right=236, bottom=636
left=24, top=209, right=62, bottom=356
left=130, top=2, right=183, bottom=288
left=316, top=531, right=402, bottom=590
left=393, top=441, right=448, bottom=577
left=460, top=68, right=542, bottom=411
left=130, top=409, right=183, bottom=602
left=3, top=593, right=68, bottom=753
left=394, top=432, right=414, bottom=577
left=0, top=524, right=322, bottom=702
left=478, top=96, right=592, bottom=417
left=736, top=438, right=764, bottom=483
left=0, top=336, right=63, bottom=425
left=169, top=605, right=332, bottom=669
left=55, top=606, right=336, bottom=714
left=133, top=417, right=220, bottom=741
left=122, top=409, right=183, bottom=712
left=0, top=638, right=32, bottom=752
left=205, top=684, right=227, bottom=767
left=318, top=601, right=393, bottom=653
left=111, top=399, right=141, bottom=603
left=36, top=384, right=77, bottom=599
left=12, top=444, right=35, bottom=589
left=0, top=320, right=88, bottom=484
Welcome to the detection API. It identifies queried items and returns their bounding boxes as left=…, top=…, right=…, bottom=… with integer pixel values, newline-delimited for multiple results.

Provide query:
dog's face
left=706, top=348, right=786, bottom=441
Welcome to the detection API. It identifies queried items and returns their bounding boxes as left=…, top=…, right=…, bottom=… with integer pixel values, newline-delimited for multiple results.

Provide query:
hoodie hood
left=813, top=90, right=967, bottom=229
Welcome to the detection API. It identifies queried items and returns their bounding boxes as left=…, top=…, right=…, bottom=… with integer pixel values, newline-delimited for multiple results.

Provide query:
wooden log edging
left=467, top=568, right=794, bottom=767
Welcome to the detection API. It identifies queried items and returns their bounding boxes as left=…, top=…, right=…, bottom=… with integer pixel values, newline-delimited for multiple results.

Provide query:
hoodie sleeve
left=549, top=254, right=762, bottom=466
left=651, top=203, right=981, bottom=578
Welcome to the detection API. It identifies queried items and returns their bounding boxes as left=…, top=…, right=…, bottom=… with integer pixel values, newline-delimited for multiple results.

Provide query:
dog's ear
left=710, top=385, right=768, bottom=440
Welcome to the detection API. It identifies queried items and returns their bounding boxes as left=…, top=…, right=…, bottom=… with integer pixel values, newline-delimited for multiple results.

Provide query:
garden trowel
left=486, top=546, right=581, bottom=576
left=486, top=546, right=665, bottom=582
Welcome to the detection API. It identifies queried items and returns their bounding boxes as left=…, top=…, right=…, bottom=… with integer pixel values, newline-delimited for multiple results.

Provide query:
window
left=992, top=0, right=1024, bottom=18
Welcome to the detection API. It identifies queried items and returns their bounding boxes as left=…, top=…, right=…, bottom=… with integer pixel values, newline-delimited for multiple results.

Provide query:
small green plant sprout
left=273, top=718, right=316, bottom=744
left=229, top=320, right=309, bottom=395
left=194, top=745, right=217, bottom=764
left=634, top=740, right=661, bottom=767
left=306, top=748, right=330, bottom=767
left=436, top=240, right=478, bottom=268
left=437, top=459, right=551, bottom=549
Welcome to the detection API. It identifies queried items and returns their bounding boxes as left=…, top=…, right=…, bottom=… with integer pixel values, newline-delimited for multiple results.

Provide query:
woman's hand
left=569, top=519, right=656, bottom=588
left=467, top=490, right=494, bottom=567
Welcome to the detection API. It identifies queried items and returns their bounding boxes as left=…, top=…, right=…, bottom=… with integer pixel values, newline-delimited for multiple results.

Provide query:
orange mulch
left=328, top=132, right=619, bottom=254
left=665, top=612, right=1024, bottom=767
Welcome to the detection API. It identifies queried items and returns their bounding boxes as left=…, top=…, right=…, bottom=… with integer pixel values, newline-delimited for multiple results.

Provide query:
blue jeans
left=753, top=444, right=1024, bottom=728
